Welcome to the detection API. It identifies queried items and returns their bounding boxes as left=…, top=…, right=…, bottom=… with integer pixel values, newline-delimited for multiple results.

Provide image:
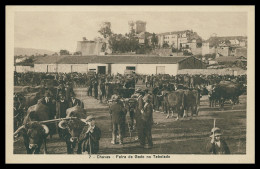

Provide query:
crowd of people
left=13, top=71, right=245, bottom=154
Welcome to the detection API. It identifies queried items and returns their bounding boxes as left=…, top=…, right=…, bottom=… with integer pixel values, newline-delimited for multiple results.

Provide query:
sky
left=14, top=11, right=247, bottom=52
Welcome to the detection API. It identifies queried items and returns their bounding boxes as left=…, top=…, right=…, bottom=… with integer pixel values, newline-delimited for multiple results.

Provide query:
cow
left=58, top=106, right=87, bottom=154
left=211, top=81, right=245, bottom=110
left=164, top=90, right=185, bottom=120
left=24, top=102, right=56, bottom=139
left=183, top=89, right=200, bottom=118
left=14, top=102, right=52, bottom=154
left=14, top=122, right=49, bottom=154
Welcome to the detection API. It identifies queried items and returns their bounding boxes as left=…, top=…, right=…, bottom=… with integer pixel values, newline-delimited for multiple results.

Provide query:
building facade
left=157, top=30, right=202, bottom=50
left=34, top=55, right=206, bottom=75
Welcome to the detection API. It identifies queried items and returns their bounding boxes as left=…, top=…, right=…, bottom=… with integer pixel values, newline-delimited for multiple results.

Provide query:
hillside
left=14, top=47, right=56, bottom=56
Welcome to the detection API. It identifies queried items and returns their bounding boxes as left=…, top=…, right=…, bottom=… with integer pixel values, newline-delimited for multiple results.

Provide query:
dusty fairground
left=13, top=87, right=246, bottom=154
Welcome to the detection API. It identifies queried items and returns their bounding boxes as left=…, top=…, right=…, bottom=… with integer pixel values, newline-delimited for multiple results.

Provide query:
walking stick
left=127, top=121, right=132, bottom=143
left=89, top=132, right=92, bottom=156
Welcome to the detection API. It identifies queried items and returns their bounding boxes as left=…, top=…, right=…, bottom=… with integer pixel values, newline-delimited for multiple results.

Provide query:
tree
left=98, top=22, right=113, bottom=39
left=60, top=50, right=70, bottom=55
left=73, top=51, right=82, bottom=55
left=162, top=42, right=170, bottom=48
left=101, top=43, right=107, bottom=52
left=151, top=33, right=158, bottom=47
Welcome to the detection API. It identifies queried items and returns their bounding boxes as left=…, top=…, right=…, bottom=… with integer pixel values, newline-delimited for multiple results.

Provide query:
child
left=208, top=127, right=230, bottom=154
left=81, top=115, right=101, bottom=154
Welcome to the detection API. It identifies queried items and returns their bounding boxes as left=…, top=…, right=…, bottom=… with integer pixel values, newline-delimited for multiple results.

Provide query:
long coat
left=141, top=102, right=153, bottom=126
left=56, top=100, right=69, bottom=118
left=39, top=97, right=56, bottom=119
left=81, top=126, right=101, bottom=154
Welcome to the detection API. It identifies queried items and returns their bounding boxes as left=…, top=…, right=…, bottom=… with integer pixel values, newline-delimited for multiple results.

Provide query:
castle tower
left=135, top=20, right=146, bottom=34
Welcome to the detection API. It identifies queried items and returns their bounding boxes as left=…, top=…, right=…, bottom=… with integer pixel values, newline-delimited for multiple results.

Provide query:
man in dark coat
left=68, top=92, right=84, bottom=108
left=39, top=92, right=56, bottom=119
left=87, top=78, right=93, bottom=96
left=65, top=82, right=73, bottom=101
left=93, top=79, right=98, bottom=99
left=80, top=115, right=101, bottom=154
left=208, top=127, right=230, bottom=154
left=109, top=95, right=127, bottom=145
left=56, top=93, right=69, bottom=138
left=56, top=93, right=69, bottom=118
left=139, top=94, right=154, bottom=148
left=132, top=88, right=144, bottom=141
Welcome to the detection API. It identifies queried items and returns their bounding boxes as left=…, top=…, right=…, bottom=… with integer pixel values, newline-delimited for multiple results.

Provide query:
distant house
left=216, top=44, right=230, bottom=57
left=157, top=30, right=202, bottom=50
left=235, top=47, right=247, bottom=57
left=207, top=36, right=247, bottom=48
left=229, top=39, right=240, bottom=46
left=34, top=55, right=206, bottom=75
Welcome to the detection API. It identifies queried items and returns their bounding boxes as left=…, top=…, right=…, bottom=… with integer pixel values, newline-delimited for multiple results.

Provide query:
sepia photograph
left=6, top=5, right=255, bottom=163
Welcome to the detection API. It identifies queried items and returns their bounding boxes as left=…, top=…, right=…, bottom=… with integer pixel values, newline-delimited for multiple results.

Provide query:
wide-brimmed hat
left=210, top=127, right=222, bottom=137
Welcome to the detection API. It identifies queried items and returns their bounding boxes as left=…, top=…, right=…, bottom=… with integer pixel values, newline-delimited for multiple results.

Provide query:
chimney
left=83, top=37, right=87, bottom=41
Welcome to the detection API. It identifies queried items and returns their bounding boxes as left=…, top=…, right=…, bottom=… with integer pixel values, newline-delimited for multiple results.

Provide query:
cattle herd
left=13, top=71, right=247, bottom=154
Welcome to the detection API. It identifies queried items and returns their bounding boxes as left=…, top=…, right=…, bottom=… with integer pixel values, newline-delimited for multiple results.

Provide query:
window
left=126, top=66, right=136, bottom=70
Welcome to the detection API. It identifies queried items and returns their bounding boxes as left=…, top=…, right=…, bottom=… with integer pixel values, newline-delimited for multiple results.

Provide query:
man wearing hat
left=208, top=127, right=230, bottom=154
left=80, top=115, right=101, bottom=154
left=65, top=82, right=73, bottom=101
left=68, top=92, right=84, bottom=108
left=57, top=83, right=65, bottom=99
left=109, top=95, right=127, bottom=145
left=56, top=93, right=69, bottom=138
left=131, top=88, right=144, bottom=141
left=139, top=94, right=154, bottom=148
left=40, top=91, right=56, bottom=119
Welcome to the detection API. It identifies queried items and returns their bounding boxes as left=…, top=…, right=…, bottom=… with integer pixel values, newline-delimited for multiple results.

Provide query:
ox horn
left=41, top=124, right=49, bottom=134
left=58, top=120, right=68, bottom=129
left=13, top=125, right=25, bottom=137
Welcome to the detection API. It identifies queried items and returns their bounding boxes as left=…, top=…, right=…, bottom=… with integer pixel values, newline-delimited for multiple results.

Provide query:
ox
left=183, top=89, right=200, bottom=118
left=14, top=102, right=52, bottom=154
left=14, top=122, right=49, bottom=154
left=210, top=81, right=245, bottom=110
left=164, top=90, right=185, bottom=120
left=24, top=102, right=56, bottom=139
left=58, top=106, right=87, bottom=154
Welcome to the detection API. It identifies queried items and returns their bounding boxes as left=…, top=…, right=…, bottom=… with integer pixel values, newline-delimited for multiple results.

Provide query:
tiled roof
left=35, top=55, right=191, bottom=64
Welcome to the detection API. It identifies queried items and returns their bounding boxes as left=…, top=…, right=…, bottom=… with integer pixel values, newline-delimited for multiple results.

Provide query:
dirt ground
left=13, top=87, right=246, bottom=154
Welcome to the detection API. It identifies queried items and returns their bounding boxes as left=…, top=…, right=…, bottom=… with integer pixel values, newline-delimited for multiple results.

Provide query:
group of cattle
left=13, top=72, right=247, bottom=154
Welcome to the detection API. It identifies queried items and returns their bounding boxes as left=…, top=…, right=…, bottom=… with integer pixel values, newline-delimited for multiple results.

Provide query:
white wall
left=34, top=64, right=48, bottom=72
left=15, top=66, right=34, bottom=72
left=48, top=64, right=57, bottom=73
left=57, top=64, right=72, bottom=73
left=71, top=64, right=88, bottom=73
left=111, top=64, right=178, bottom=76
left=137, top=64, right=178, bottom=75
